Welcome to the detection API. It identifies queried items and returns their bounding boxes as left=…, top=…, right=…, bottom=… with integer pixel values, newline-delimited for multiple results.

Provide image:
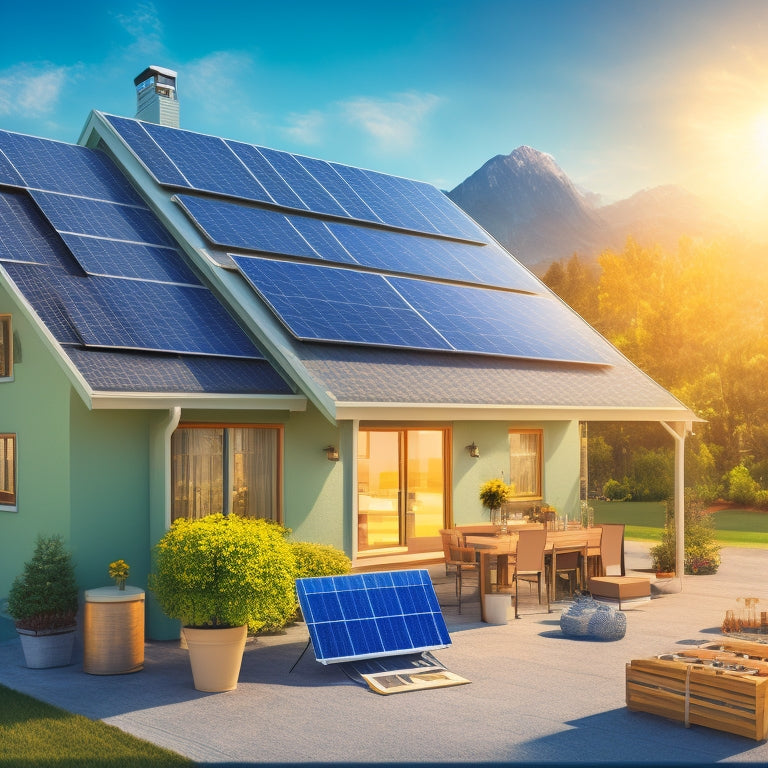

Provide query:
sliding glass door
left=357, top=428, right=447, bottom=553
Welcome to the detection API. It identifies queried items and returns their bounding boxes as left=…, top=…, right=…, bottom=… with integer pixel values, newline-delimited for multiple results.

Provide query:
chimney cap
left=134, top=65, right=177, bottom=86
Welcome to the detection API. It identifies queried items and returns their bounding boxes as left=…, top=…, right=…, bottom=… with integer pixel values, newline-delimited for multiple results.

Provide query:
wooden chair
left=439, top=529, right=462, bottom=575
left=511, top=528, right=550, bottom=619
left=551, top=548, right=583, bottom=599
left=596, top=523, right=625, bottom=576
left=447, top=544, right=478, bottom=614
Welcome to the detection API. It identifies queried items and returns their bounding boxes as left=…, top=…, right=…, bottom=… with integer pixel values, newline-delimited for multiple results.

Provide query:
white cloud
left=339, top=92, right=442, bottom=153
left=0, top=63, right=75, bottom=118
left=283, top=110, right=325, bottom=145
left=113, top=2, right=164, bottom=56
left=182, top=51, right=264, bottom=132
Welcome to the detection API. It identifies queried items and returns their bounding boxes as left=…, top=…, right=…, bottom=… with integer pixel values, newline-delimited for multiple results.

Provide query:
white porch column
left=661, top=421, right=690, bottom=579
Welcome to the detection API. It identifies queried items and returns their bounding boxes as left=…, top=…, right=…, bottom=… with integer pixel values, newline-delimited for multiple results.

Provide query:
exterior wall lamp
left=323, top=445, right=340, bottom=461
left=467, top=442, right=480, bottom=458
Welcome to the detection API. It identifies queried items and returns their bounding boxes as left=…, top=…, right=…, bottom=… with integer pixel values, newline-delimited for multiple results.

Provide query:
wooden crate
left=626, top=657, right=768, bottom=740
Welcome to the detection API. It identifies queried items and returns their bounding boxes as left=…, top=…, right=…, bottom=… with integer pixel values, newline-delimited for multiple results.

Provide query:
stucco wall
left=0, top=297, right=73, bottom=640
left=452, top=420, right=581, bottom=525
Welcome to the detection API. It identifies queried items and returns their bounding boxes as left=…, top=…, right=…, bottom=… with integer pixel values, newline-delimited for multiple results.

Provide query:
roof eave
left=89, top=392, right=307, bottom=411
left=333, top=402, right=702, bottom=424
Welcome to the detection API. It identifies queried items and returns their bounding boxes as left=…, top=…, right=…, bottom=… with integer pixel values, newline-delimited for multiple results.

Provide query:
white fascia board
left=90, top=392, right=307, bottom=411
left=82, top=111, right=339, bottom=424
left=334, top=402, right=702, bottom=424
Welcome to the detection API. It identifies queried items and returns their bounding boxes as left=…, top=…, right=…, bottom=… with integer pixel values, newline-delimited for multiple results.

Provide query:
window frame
left=0, top=433, right=17, bottom=508
left=171, top=422, right=283, bottom=522
left=0, top=315, right=12, bottom=380
left=508, top=428, right=543, bottom=500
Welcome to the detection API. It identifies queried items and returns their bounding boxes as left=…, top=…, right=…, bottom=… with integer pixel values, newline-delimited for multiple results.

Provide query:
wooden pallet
left=626, top=657, right=768, bottom=740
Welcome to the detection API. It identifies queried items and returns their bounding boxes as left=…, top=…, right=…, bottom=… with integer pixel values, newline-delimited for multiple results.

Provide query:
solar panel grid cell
left=0, top=150, right=24, bottom=186
left=285, top=216, right=358, bottom=264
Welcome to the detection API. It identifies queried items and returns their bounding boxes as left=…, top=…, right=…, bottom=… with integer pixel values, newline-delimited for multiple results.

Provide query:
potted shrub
left=149, top=513, right=297, bottom=692
left=7, top=535, right=79, bottom=668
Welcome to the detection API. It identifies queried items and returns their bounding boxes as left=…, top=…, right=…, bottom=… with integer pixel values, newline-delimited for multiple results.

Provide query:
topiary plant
left=7, top=535, right=79, bottom=633
left=149, top=513, right=298, bottom=633
left=291, top=541, right=351, bottom=579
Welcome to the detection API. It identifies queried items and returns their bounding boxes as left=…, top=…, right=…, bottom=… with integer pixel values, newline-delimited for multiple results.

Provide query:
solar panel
left=0, top=130, right=145, bottom=204
left=175, top=195, right=316, bottom=257
left=59, top=233, right=202, bottom=285
left=30, top=190, right=177, bottom=248
left=141, top=121, right=272, bottom=202
left=295, top=569, right=450, bottom=665
left=0, top=149, right=25, bottom=186
left=0, top=189, right=74, bottom=268
left=3, top=260, right=261, bottom=358
left=390, top=277, right=614, bottom=365
left=105, top=115, right=191, bottom=187
left=231, top=256, right=453, bottom=351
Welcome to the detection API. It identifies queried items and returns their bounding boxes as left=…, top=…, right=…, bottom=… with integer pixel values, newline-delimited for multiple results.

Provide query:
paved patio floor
left=1, top=541, right=767, bottom=766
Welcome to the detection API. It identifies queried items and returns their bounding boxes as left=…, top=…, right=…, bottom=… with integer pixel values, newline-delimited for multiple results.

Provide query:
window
left=0, top=433, right=16, bottom=507
left=0, top=315, right=11, bottom=378
left=171, top=425, right=282, bottom=521
left=508, top=430, right=543, bottom=499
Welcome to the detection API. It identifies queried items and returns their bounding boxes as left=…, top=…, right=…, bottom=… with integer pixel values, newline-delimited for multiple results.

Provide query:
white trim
left=90, top=392, right=307, bottom=411
left=335, top=403, right=700, bottom=423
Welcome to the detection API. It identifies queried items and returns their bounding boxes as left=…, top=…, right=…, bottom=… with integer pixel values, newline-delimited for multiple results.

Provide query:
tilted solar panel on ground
left=295, top=569, right=451, bottom=665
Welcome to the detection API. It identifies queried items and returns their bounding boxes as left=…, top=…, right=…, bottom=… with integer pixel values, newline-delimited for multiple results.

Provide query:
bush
left=727, top=464, right=760, bottom=506
left=7, top=535, right=79, bottom=632
left=629, top=447, right=673, bottom=501
left=651, top=491, right=721, bottom=575
left=150, top=514, right=297, bottom=633
left=603, top=478, right=631, bottom=501
left=291, top=541, right=351, bottom=580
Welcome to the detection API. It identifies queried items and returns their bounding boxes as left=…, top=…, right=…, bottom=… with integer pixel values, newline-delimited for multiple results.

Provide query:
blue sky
left=1, top=0, right=767, bottom=221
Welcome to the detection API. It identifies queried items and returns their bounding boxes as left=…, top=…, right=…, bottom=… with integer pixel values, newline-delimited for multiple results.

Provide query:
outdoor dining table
left=472, top=527, right=603, bottom=622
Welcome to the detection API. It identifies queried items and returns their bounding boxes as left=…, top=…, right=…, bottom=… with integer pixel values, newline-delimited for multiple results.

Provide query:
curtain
left=510, top=432, right=541, bottom=497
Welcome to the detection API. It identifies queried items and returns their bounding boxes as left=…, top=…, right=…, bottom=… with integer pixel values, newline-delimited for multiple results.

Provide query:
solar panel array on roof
left=0, top=131, right=263, bottom=362
left=103, top=113, right=613, bottom=367
left=295, top=569, right=451, bottom=665
left=232, top=256, right=613, bottom=364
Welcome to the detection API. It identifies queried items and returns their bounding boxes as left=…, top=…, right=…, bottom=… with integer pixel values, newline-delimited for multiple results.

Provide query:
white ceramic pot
left=17, top=627, right=77, bottom=669
left=182, top=625, right=248, bottom=692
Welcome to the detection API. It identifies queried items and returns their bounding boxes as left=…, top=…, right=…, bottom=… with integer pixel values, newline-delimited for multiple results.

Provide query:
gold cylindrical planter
left=182, top=625, right=247, bottom=692
left=83, top=586, right=145, bottom=675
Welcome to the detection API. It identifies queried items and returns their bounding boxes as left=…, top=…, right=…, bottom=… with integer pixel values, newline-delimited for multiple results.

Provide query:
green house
left=0, top=69, right=697, bottom=639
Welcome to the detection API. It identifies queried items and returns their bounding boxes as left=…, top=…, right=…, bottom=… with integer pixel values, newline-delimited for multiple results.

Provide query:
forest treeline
left=542, top=236, right=768, bottom=504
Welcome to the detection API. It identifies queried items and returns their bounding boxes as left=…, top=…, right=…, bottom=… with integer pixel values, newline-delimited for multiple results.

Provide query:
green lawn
left=0, top=684, right=193, bottom=768
left=592, top=500, right=768, bottom=548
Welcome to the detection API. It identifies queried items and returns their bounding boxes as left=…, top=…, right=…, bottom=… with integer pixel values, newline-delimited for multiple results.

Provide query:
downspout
left=164, top=407, right=182, bottom=529
left=661, top=421, right=689, bottom=580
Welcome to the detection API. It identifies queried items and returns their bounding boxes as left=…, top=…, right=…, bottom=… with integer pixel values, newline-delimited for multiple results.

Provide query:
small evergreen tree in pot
left=7, top=535, right=78, bottom=633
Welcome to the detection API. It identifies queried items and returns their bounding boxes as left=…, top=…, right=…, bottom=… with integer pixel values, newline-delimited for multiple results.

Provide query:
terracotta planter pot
left=182, top=625, right=247, bottom=692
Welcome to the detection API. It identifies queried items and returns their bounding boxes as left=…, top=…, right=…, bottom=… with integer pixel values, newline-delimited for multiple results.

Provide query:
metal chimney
left=134, top=66, right=179, bottom=127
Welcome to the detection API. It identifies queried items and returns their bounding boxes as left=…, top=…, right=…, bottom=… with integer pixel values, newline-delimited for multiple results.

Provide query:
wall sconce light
left=467, top=441, right=480, bottom=458
left=323, top=445, right=340, bottom=461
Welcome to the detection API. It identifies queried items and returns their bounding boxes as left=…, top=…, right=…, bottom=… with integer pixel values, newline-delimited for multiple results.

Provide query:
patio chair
left=439, top=528, right=463, bottom=575
left=551, top=547, right=583, bottom=600
left=596, top=523, right=625, bottom=576
left=512, top=528, right=550, bottom=619
left=447, top=544, right=478, bottom=614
